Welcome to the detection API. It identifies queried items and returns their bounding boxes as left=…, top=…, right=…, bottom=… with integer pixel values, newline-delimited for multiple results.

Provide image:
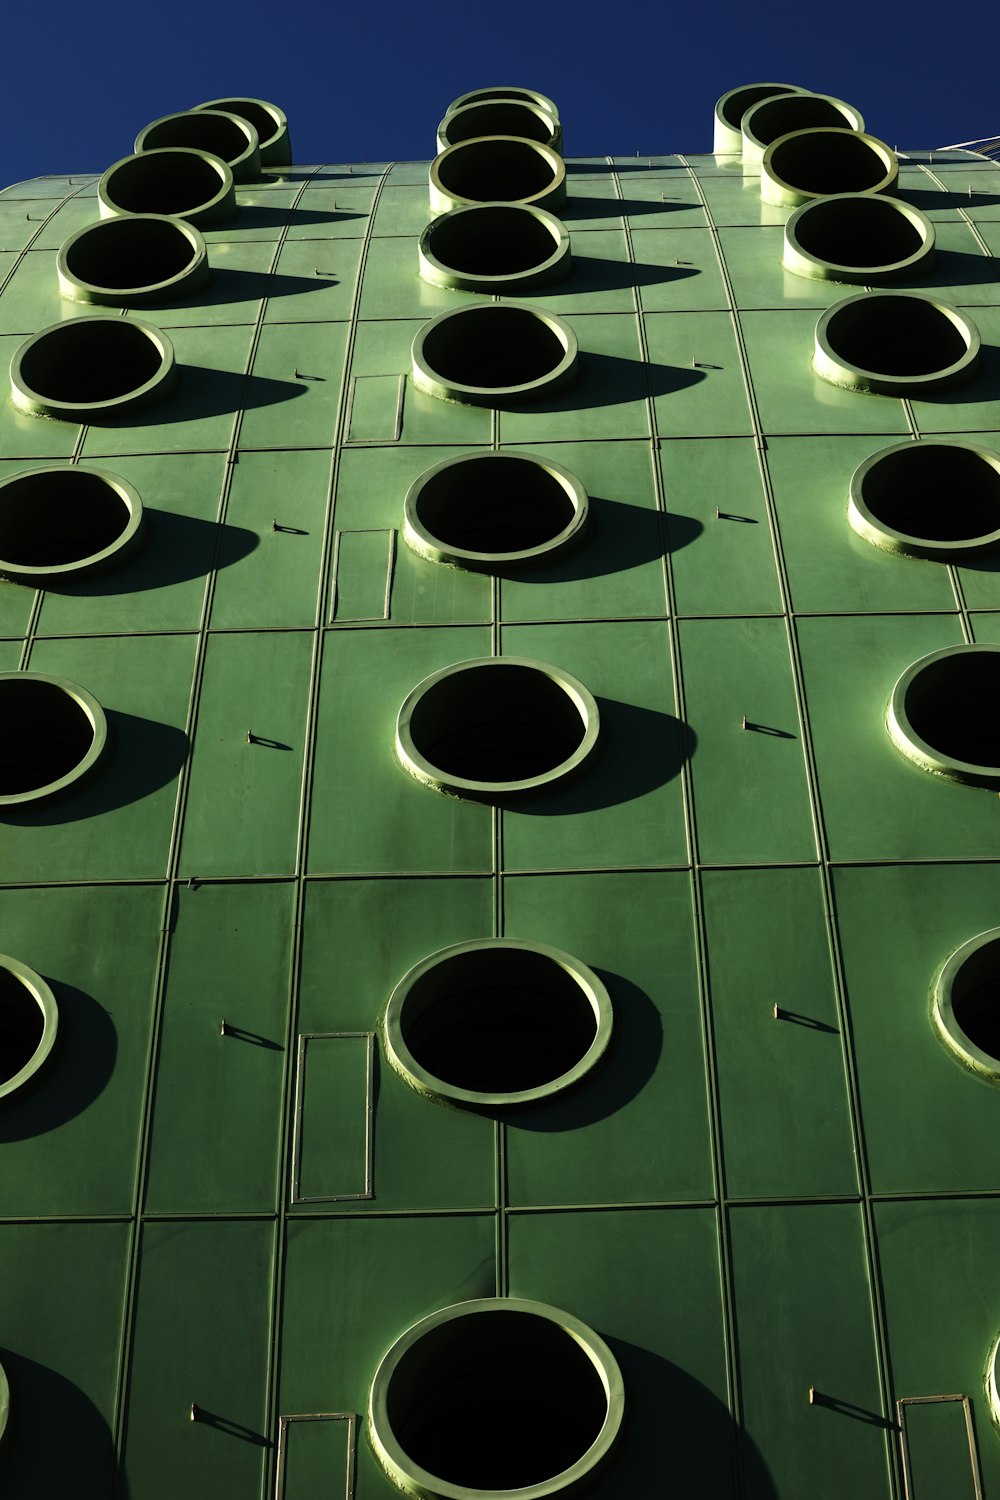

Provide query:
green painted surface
left=2, top=116, right=1000, bottom=1500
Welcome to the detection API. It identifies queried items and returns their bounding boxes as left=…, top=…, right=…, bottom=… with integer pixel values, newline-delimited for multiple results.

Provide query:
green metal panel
left=500, top=311, right=649, bottom=444
left=122, top=1220, right=275, bottom=1496
left=0, top=1223, right=129, bottom=1493
left=647, top=309, right=753, bottom=436
left=703, top=867, right=857, bottom=1198
left=503, top=871, right=713, bottom=1206
left=144, top=881, right=292, bottom=1213
left=143, top=240, right=274, bottom=328
left=730, top=1203, right=891, bottom=1498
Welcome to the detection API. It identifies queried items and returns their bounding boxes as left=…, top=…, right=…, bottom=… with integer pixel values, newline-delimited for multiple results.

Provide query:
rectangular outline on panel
left=291, top=1031, right=375, bottom=1204
left=896, top=1394, right=983, bottom=1500
left=343, top=372, right=404, bottom=444
left=274, top=1411, right=357, bottom=1500
left=329, top=528, right=396, bottom=623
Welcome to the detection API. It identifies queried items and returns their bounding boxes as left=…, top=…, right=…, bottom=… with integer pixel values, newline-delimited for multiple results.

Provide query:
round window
left=395, top=657, right=600, bottom=798
left=761, top=128, right=898, bottom=208
left=933, top=928, right=1000, bottom=1082
left=888, top=645, right=1000, bottom=786
left=430, top=137, right=566, bottom=214
left=849, top=441, right=1000, bottom=559
left=814, top=293, right=979, bottom=396
left=57, top=214, right=208, bottom=306
left=193, top=96, right=290, bottom=166
left=98, top=147, right=235, bottom=226
left=0, top=954, right=58, bottom=1101
left=0, top=673, right=108, bottom=806
left=437, top=100, right=561, bottom=153
left=418, top=203, right=570, bottom=293
left=10, top=316, right=175, bottom=420
left=384, top=939, right=613, bottom=1109
left=403, top=451, right=587, bottom=568
left=784, top=193, right=934, bottom=285
left=411, top=304, right=577, bottom=406
left=135, top=109, right=259, bottom=182
left=712, top=80, right=805, bottom=153
left=0, top=466, right=143, bottom=581
left=369, top=1298, right=624, bottom=1499
left=741, top=91, right=863, bottom=165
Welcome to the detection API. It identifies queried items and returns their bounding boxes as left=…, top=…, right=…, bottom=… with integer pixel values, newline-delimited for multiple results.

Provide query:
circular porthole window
left=437, top=100, right=561, bottom=153
left=741, top=91, right=863, bottom=165
left=987, top=1332, right=1000, bottom=1430
left=10, top=316, right=176, bottom=420
left=384, top=939, right=613, bottom=1110
left=57, top=214, right=208, bottom=306
left=396, top=657, right=600, bottom=799
left=849, top=441, right=1000, bottom=558
left=0, top=1358, right=8, bottom=1453
left=0, top=466, right=143, bottom=581
left=430, top=137, right=566, bottom=214
left=194, top=96, right=290, bottom=166
left=761, top=128, right=898, bottom=208
left=712, top=80, right=805, bottom=153
left=814, top=293, right=979, bottom=396
left=447, top=86, right=560, bottom=122
left=369, top=1298, right=624, bottom=1499
left=98, top=147, right=235, bottom=226
left=0, top=673, right=108, bottom=806
left=932, top=929, right=1000, bottom=1083
left=783, top=194, right=935, bottom=284
left=135, top=109, right=259, bottom=182
left=888, top=645, right=1000, bottom=787
left=403, top=451, right=587, bottom=569
left=0, top=954, right=58, bottom=1101
left=418, top=203, right=570, bottom=293
left=412, top=304, right=577, bottom=406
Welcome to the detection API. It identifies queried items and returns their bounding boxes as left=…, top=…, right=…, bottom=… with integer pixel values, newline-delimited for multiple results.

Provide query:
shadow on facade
left=0, top=982, right=116, bottom=1142
left=0, top=1350, right=127, bottom=1497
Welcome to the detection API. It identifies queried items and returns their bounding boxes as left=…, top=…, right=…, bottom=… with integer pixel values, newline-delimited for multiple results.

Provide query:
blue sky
left=4, top=0, right=992, bottom=186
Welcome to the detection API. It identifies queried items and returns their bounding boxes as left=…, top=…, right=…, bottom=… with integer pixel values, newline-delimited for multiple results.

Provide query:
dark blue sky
left=4, top=0, right=993, bottom=187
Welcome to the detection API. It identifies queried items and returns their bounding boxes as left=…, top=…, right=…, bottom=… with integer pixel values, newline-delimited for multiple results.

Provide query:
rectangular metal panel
left=292, top=1032, right=375, bottom=1203
left=276, top=1413, right=356, bottom=1500
left=331, top=529, right=395, bottom=622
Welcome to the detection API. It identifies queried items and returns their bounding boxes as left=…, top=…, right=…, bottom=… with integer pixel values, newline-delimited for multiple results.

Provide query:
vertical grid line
left=612, top=157, right=744, bottom=1495
left=682, top=155, right=903, bottom=1500
left=262, top=160, right=395, bottom=1500
left=107, top=161, right=329, bottom=1492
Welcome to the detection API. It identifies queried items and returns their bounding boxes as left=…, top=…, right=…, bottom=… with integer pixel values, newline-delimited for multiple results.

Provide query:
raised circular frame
left=194, top=96, right=290, bottom=166
left=712, top=80, right=805, bottom=153
left=741, top=91, right=864, bottom=164
left=848, top=440, right=1000, bottom=559
left=383, top=938, right=613, bottom=1110
left=0, top=465, right=144, bottom=581
left=814, top=292, right=979, bottom=395
left=446, top=85, right=560, bottom=122
left=57, top=214, right=209, bottom=306
left=0, top=953, right=59, bottom=1101
left=135, top=108, right=260, bottom=182
left=430, top=137, right=566, bottom=214
left=783, top=193, right=935, bottom=284
left=0, top=671, right=108, bottom=806
left=98, top=147, right=236, bottom=226
left=932, top=928, right=1000, bottom=1083
left=411, top=303, right=578, bottom=406
left=0, top=1357, right=7, bottom=1453
left=761, top=128, right=898, bottom=208
left=437, top=99, right=562, bottom=154
left=368, top=1297, right=625, bottom=1500
left=9, top=315, right=176, bottom=420
left=888, top=645, right=1000, bottom=787
left=418, top=202, right=570, bottom=293
left=402, top=450, right=588, bottom=569
left=395, top=656, right=600, bottom=799
left=988, top=1332, right=1000, bottom=1430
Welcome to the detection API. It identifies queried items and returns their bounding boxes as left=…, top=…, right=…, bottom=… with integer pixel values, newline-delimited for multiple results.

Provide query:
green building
left=2, top=81, right=1000, bottom=1499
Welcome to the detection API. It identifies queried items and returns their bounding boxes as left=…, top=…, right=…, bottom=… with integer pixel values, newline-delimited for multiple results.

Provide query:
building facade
left=1, top=83, right=1000, bottom=1499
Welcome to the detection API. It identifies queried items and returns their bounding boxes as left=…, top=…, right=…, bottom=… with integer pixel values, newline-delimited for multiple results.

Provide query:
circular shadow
left=0, top=1350, right=126, bottom=1495
left=0, top=982, right=116, bottom=1142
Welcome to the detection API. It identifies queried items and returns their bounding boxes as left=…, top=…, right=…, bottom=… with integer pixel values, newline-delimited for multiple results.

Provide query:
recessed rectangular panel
left=277, top=1413, right=356, bottom=1500
left=332, top=529, right=395, bottom=621
left=292, top=1032, right=374, bottom=1202
left=346, top=374, right=403, bottom=442
left=730, top=1203, right=890, bottom=1499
